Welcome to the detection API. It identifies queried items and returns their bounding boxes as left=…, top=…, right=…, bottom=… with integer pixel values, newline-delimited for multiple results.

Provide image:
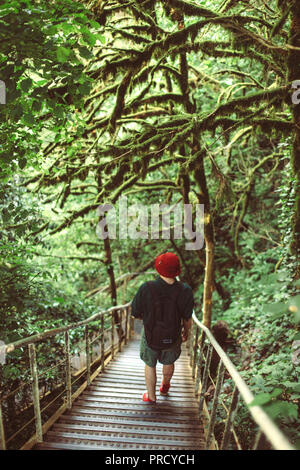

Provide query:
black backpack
left=144, top=280, right=183, bottom=351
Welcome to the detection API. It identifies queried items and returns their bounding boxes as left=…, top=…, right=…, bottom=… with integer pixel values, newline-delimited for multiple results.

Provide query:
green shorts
left=140, top=327, right=182, bottom=367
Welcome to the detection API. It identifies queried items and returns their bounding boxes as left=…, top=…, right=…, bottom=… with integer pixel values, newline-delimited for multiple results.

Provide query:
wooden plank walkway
left=35, top=338, right=206, bottom=450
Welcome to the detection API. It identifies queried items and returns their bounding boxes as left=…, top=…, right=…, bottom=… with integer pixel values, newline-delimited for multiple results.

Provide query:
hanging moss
left=110, top=27, right=152, bottom=44
left=25, top=0, right=294, bottom=244
left=108, top=71, right=134, bottom=132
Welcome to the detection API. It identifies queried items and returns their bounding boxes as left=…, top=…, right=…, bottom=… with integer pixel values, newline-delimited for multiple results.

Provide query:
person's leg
left=160, top=342, right=181, bottom=395
left=145, top=364, right=157, bottom=401
left=140, top=328, right=158, bottom=402
left=162, top=363, right=174, bottom=385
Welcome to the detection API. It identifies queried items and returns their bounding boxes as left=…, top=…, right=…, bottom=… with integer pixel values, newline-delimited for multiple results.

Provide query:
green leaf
left=2, top=208, right=9, bottom=223
left=11, top=103, right=23, bottom=120
left=54, top=106, right=64, bottom=119
left=78, top=82, right=91, bottom=95
left=283, top=382, right=300, bottom=393
left=32, top=100, right=42, bottom=112
left=60, top=22, right=77, bottom=34
left=36, top=79, right=48, bottom=86
left=96, top=34, right=105, bottom=44
left=270, top=388, right=283, bottom=399
left=20, top=78, right=33, bottom=93
left=249, top=393, right=272, bottom=407
left=289, top=294, right=300, bottom=309
left=288, top=295, right=300, bottom=323
left=23, top=113, right=35, bottom=126
left=82, top=32, right=96, bottom=47
left=18, top=157, right=27, bottom=169
left=260, top=273, right=279, bottom=285
left=78, top=45, right=93, bottom=60
left=264, top=401, right=298, bottom=420
left=262, top=302, right=286, bottom=315
left=57, top=46, right=71, bottom=63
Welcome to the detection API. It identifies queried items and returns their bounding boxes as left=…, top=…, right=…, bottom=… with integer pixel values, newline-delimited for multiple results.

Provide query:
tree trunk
left=171, top=6, right=215, bottom=327
left=103, top=236, right=117, bottom=306
left=288, top=3, right=300, bottom=277
left=96, top=169, right=121, bottom=330
left=194, top=158, right=215, bottom=329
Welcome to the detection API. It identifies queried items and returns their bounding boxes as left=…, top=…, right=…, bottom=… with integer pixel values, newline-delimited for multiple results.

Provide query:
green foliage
left=0, top=0, right=95, bottom=180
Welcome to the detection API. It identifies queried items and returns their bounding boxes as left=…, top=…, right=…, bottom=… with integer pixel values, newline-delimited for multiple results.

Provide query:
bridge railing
left=0, top=302, right=295, bottom=451
left=0, top=302, right=132, bottom=450
left=188, top=312, right=295, bottom=450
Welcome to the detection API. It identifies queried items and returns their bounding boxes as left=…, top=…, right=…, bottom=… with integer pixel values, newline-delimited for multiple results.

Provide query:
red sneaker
left=142, top=392, right=156, bottom=403
left=160, top=382, right=170, bottom=396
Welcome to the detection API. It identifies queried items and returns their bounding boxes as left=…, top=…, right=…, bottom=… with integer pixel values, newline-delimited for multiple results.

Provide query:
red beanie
left=155, top=252, right=181, bottom=278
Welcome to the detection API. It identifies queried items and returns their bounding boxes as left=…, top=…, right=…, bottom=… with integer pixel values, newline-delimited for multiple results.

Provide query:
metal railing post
left=0, top=402, right=6, bottom=450
left=220, top=385, right=239, bottom=450
left=189, top=322, right=194, bottom=366
left=111, top=312, right=115, bottom=359
left=64, top=331, right=72, bottom=409
left=192, top=325, right=199, bottom=379
left=192, top=312, right=295, bottom=451
left=101, top=314, right=105, bottom=371
left=199, top=344, right=213, bottom=413
left=253, top=430, right=263, bottom=450
left=125, top=307, right=129, bottom=344
left=205, top=361, right=225, bottom=449
left=28, top=343, right=43, bottom=443
left=85, top=325, right=91, bottom=386
left=118, top=309, right=122, bottom=352
left=130, top=312, right=134, bottom=338
left=195, top=331, right=205, bottom=396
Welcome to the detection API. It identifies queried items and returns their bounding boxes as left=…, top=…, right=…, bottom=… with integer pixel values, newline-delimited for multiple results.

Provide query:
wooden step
left=34, top=338, right=205, bottom=450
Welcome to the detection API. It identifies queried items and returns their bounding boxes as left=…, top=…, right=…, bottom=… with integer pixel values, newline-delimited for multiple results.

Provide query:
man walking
left=131, top=252, right=194, bottom=403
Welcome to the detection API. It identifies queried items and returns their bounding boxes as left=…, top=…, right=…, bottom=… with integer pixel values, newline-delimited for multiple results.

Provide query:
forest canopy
left=0, top=0, right=300, bottom=449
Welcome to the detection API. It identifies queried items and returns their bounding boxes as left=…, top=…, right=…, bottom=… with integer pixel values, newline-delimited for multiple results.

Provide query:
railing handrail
left=3, top=301, right=132, bottom=354
left=0, top=301, right=133, bottom=450
left=192, top=311, right=294, bottom=451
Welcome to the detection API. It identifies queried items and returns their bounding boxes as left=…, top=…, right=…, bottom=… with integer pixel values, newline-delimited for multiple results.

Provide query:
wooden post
left=28, top=343, right=43, bottom=443
left=85, top=325, right=91, bottom=386
left=0, top=401, right=6, bottom=450
left=101, top=315, right=105, bottom=371
left=64, top=331, right=72, bottom=409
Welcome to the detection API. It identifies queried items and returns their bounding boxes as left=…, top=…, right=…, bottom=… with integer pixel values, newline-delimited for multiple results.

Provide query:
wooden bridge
left=35, top=338, right=205, bottom=450
left=0, top=302, right=295, bottom=451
